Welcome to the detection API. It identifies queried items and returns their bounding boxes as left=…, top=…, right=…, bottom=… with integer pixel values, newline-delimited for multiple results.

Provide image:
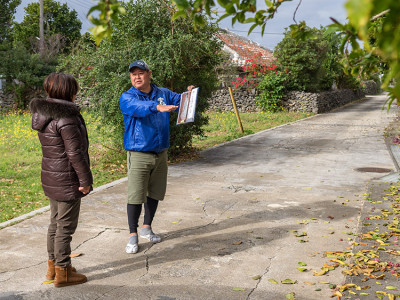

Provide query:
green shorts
left=127, top=150, right=168, bottom=204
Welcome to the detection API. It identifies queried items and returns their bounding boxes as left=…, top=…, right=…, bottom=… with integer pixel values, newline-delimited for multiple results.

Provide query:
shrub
left=59, top=0, right=223, bottom=158
left=231, top=53, right=276, bottom=90
left=256, top=70, right=287, bottom=112
left=274, top=25, right=342, bottom=92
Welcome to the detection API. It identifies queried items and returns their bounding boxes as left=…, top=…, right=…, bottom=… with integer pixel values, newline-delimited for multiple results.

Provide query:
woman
left=30, top=73, right=93, bottom=287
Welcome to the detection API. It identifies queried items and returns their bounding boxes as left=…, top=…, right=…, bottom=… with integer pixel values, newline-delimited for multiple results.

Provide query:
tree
left=0, top=0, right=21, bottom=42
left=59, top=0, right=223, bottom=158
left=0, top=42, right=57, bottom=108
left=13, top=0, right=82, bottom=52
left=274, top=25, right=334, bottom=92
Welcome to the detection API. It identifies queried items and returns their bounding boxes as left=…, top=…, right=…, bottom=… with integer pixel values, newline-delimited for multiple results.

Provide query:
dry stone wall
left=208, top=88, right=260, bottom=112
left=0, top=91, right=14, bottom=110
left=281, top=89, right=366, bottom=114
left=207, top=84, right=380, bottom=114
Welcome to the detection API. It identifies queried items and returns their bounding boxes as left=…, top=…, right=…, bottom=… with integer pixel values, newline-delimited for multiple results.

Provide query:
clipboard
left=177, top=87, right=199, bottom=125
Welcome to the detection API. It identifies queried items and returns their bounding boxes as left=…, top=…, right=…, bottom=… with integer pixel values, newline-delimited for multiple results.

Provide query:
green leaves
left=281, top=279, right=297, bottom=284
left=171, top=0, right=292, bottom=35
left=87, top=0, right=126, bottom=46
left=285, top=292, right=296, bottom=299
left=345, top=0, right=373, bottom=38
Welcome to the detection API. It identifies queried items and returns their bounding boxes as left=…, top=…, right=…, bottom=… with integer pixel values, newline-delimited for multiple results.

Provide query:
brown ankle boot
left=46, top=260, right=76, bottom=280
left=54, top=265, right=87, bottom=287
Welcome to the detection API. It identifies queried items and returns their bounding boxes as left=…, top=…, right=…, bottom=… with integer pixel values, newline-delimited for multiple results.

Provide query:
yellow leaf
left=268, top=278, right=278, bottom=284
left=42, top=280, right=54, bottom=284
left=333, top=291, right=343, bottom=297
left=69, top=253, right=82, bottom=258
left=304, top=282, right=315, bottom=285
left=330, top=259, right=347, bottom=265
left=348, top=290, right=357, bottom=295
left=313, top=269, right=328, bottom=276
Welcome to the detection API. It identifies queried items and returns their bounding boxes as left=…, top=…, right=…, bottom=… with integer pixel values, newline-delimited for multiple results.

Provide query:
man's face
left=130, top=68, right=151, bottom=92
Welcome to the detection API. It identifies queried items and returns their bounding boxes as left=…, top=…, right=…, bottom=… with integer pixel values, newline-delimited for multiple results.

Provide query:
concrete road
left=0, top=94, right=397, bottom=300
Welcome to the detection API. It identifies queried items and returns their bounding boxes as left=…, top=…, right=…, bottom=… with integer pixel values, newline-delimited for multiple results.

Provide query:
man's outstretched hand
left=157, top=105, right=178, bottom=112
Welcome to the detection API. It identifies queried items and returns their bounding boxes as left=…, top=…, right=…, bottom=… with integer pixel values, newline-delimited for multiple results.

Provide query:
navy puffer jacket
left=30, top=98, right=93, bottom=201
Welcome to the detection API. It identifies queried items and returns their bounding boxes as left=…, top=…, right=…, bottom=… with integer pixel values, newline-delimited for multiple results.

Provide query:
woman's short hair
left=43, top=73, right=79, bottom=102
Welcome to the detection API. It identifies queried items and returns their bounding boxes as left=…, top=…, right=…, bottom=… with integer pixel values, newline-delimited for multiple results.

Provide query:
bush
left=0, top=42, right=56, bottom=108
left=274, top=25, right=342, bottom=92
left=59, top=0, right=223, bottom=158
left=256, top=70, right=287, bottom=112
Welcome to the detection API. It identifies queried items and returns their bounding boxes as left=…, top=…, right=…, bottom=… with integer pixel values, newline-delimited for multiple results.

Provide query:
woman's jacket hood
left=30, top=98, right=81, bottom=131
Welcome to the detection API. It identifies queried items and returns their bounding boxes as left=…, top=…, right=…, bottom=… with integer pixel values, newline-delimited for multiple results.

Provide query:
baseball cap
left=128, top=60, right=150, bottom=72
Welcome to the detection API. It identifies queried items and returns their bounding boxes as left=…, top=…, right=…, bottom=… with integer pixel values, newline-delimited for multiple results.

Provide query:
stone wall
left=0, top=91, right=14, bottom=111
left=208, top=87, right=370, bottom=114
left=281, top=89, right=365, bottom=114
left=208, top=88, right=260, bottom=112
left=362, top=80, right=381, bottom=95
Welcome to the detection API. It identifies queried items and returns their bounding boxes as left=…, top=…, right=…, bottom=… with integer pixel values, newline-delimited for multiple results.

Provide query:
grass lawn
left=0, top=109, right=312, bottom=224
left=192, top=110, right=312, bottom=150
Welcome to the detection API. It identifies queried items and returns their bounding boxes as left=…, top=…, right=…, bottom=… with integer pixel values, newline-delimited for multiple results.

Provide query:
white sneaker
left=125, top=242, right=138, bottom=254
left=140, top=227, right=161, bottom=243
left=125, top=235, right=139, bottom=254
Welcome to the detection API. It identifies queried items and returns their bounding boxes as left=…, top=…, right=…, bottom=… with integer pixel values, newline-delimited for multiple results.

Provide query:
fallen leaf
left=42, top=280, right=54, bottom=284
left=297, top=268, right=307, bottom=272
left=268, top=279, right=278, bottom=284
left=304, top=282, right=315, bottom=285
left=385, top=286, right=397, bottom=290
left=281, top=279, right=297, bottom=284
left=69, top=253, right=82, bottom=258
left=232, top=288, right=246, bottom=291
left=298, top=262, right=307, bottom=266
left=252, top=275, right=261, bottom=280
left=285, top=292, right=295, bottom=300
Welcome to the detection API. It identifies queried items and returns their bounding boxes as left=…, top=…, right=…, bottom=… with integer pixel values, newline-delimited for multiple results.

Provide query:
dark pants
left=127, top=197, right=159, bottom=234
left=47, top=198, right=81, bottom=267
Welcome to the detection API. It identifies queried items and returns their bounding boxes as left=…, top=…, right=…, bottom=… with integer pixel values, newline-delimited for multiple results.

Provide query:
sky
left=14, top=0, right=349, bottom=51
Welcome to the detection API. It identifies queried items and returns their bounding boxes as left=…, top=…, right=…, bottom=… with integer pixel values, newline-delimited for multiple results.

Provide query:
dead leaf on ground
left=69, top=253, right=82, bottom=258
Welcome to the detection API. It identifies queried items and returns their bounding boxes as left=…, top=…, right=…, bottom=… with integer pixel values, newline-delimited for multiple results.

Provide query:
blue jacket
left=120, top=84, right=181, bottom=153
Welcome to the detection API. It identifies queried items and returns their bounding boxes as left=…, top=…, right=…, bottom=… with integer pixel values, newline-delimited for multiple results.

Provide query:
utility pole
left=39, top=0, right=44, bottom=54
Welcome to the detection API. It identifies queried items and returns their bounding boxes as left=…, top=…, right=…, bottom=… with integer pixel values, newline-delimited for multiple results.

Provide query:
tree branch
left=293, top=0, right=303, bottom=24
left=370, top=9, right=390, bottom=22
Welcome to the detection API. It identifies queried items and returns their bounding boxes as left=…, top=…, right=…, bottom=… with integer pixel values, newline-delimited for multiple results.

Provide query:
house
left=217, top=28, right=275, bottom=67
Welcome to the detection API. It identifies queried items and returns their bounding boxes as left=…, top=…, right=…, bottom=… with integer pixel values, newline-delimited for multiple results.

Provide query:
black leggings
left=127, top=197, right=159, bottom=234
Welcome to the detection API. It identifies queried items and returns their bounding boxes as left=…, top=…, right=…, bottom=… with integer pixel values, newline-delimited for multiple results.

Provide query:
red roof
left=217, top=29, right=275, bottom=66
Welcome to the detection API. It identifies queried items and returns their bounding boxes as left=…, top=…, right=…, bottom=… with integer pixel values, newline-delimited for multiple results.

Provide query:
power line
left=228, top=29, right=284, bottom=35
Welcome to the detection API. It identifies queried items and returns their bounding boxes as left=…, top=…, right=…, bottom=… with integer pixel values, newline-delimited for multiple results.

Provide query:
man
left=120, top=60, right=194, bottom=254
